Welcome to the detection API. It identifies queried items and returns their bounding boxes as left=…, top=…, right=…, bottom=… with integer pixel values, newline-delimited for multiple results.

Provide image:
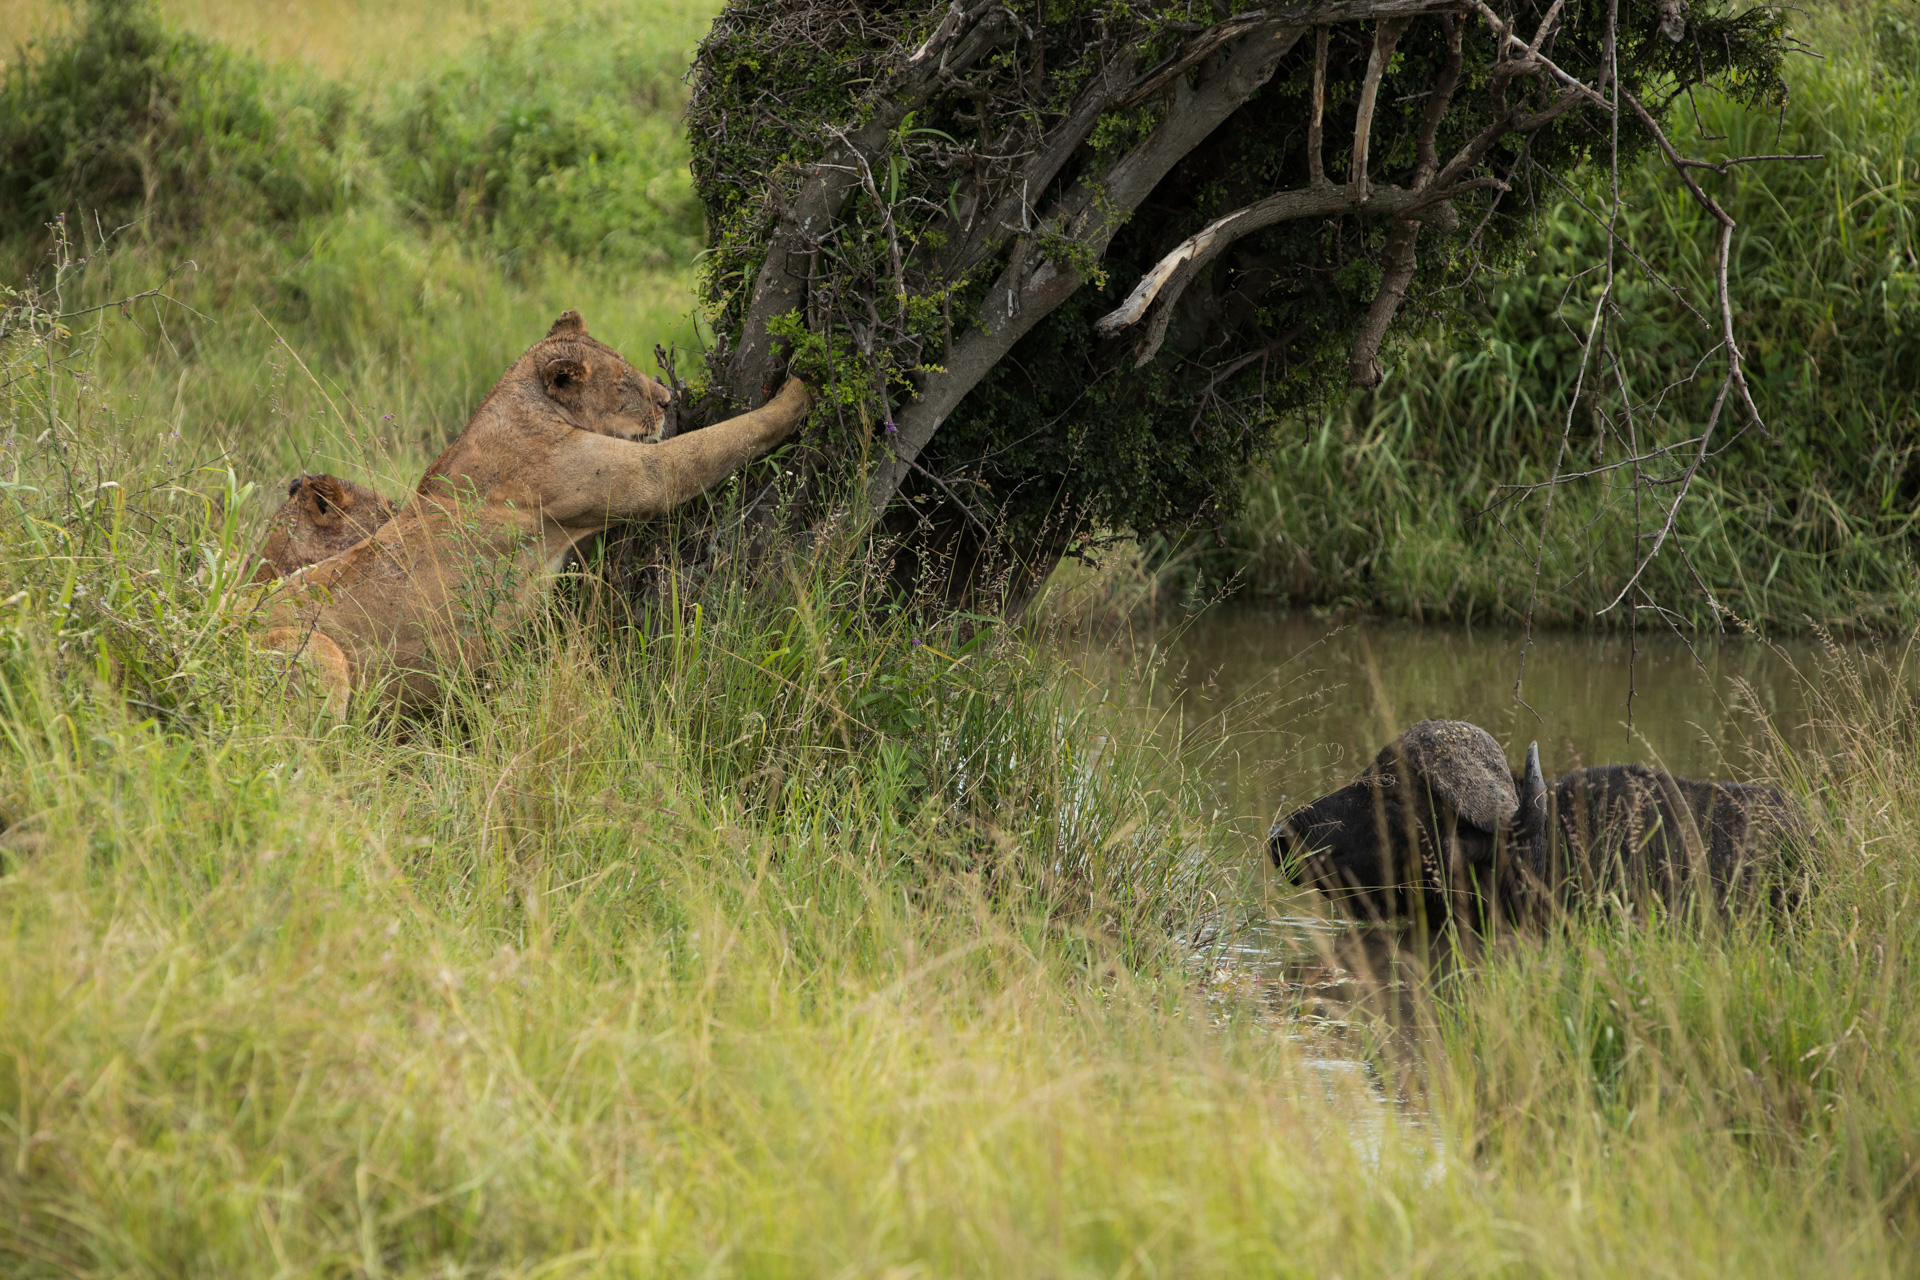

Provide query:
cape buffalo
left=1268, top=719, right=1806, bottom=926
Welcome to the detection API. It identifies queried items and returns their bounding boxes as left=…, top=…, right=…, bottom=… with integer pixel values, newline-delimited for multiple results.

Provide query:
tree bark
left=864, top=22, right=1311, bottom=518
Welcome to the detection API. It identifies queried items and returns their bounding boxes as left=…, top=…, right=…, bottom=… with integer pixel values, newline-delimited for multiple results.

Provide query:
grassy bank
left=1221, top=2, right=1920, bottom=635
left=1, top=0, right=712, bottom=498
left=3, top=0, right=1920, bottom=1274
left=7, top=254, right=1920, bottom=1272
left=5, top=272, right=1920, bottom=1272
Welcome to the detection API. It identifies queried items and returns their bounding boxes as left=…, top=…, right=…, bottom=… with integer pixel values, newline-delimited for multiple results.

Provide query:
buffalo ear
left=542, top=357, right=589, bottom=406
left=1384, top=719, right=1517, bottom=832
left=546, top=311, right=588, bottom=339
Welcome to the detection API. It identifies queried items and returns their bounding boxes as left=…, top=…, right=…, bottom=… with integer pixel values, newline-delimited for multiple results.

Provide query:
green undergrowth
left=1220, top=2, right=1920, bottom=635
left=1, top=0, right=707, bottom=263
left=6, top=247, right=1920, bottom=1276
left=2, top=0, right=1920, bottom=1272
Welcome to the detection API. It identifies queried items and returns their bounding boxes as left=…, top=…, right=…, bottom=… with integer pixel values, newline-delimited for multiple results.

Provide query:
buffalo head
left=1269, top=719, right=1549, bottom=924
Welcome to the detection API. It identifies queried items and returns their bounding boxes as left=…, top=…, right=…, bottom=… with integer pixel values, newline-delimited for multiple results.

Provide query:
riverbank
left=7, top=296, right=1920, bottom=1270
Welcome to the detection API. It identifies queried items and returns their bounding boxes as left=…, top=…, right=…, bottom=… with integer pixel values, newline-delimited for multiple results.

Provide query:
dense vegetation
left=0, top=0, right=1919, bottom=1274
left=1219, top=4, right=1920, bottom=633
left=688, top=0, right=1789, bottom=578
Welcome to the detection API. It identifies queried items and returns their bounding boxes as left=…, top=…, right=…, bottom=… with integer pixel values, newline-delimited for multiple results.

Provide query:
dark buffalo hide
left=1534, top=764, right=1807, bottom=915
left=1269, top=720, right=1806, bottom=927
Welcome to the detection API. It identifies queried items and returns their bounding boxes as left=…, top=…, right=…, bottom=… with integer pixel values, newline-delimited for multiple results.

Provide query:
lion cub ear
left=542, top=357, right=589, bottom=407
left=308, top=475, right=351, bottom=514
left=546, top=311, right=588, bottom=339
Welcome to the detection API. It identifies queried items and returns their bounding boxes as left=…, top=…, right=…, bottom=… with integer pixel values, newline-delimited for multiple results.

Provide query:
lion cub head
left=531, top=311, right=673, bottom=442
left=250, top=473, right=396, bottom=583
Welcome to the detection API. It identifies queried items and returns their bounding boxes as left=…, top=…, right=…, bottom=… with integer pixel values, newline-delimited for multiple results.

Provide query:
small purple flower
left=884, top=419, right=898, bottom=435
left=383, top=414, right=393, bottom=420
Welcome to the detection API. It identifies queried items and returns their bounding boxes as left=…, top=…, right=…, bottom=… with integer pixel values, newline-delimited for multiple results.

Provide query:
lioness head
left=250, top=473, right=396, bottom=583
left=531, top=311, right=673, bottom=442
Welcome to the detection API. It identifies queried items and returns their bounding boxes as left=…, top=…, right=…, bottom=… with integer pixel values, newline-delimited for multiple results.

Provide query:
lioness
left=249, top=473, right=396, bottom=583
left=264, top=311, right=811, bottom=712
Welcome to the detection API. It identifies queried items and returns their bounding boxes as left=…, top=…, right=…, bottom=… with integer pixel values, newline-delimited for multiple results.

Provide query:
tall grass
left=1224, top=1, right=1920, bottom=635
left=6, top=326, right=1920, bottom=1269
left=4, top=221, right=1920, bottom=1278
left=2, top=1, right=1920, bottom=1273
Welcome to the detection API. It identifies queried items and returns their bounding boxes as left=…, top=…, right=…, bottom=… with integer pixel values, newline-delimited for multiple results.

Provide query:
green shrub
left=377, top=7, right=705, bottom=269
left=0, top=0, right=353, bottom=239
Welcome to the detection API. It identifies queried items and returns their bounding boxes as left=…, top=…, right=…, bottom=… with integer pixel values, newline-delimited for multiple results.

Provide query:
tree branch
left=864, top=22, right=1312, bottom=518
left=946, top=50, right=1140, bottom=278
left=722, top=0, right=1011, bottom=407
left=1094, top=179, right=1490, bottom=365
left=1347, top=12, right=1463, bottom=385
left=1307, top=25, right=1330, bottom=187
left=1348, top=18, right=1411, bottom=205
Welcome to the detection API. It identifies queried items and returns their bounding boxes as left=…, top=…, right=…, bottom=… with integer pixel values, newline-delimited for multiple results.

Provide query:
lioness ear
left=546, top=311, right=588, bottom=339
left=543, top=357, right=589, bottom=405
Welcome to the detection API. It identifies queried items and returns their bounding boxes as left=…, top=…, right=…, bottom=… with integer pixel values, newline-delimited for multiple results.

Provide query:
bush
left=0, top=0, right=353, bottom=239
left=376, top=7, right=705, bottom=269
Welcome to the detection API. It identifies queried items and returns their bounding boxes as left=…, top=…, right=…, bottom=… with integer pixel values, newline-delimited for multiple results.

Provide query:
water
left=1076, top=605, right=1843, bottom=1109
left=1066, top=604, right=1826, bottom=841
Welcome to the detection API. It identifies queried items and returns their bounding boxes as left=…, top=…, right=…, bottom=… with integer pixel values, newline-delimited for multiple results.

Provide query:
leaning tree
left=663, top=0, right=1791, bottom=610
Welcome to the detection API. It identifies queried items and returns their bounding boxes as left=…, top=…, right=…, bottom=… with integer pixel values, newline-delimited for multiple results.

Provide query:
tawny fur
left=262, top=311, right=811, bottom=713
left=249, top=474, right=396, bottom=583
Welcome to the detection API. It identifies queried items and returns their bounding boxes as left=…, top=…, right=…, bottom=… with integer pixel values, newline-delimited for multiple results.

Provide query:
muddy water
left=1067, top=604, right=1825, bottom=842
left=1070, top=606, right=1838, bottom=1093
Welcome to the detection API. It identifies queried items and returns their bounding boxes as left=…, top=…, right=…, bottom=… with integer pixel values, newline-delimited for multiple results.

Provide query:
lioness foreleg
left=542, top=378, right=812, bottom=524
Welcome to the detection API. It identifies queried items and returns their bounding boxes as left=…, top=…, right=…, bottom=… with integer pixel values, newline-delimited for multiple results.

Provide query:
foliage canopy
left=687, top=0, right=1791, bottom=582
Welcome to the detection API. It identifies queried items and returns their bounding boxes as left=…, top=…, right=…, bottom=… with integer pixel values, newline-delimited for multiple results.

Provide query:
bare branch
left=1348, top=12, right=1465, bottom=385
left=1673, top=152, right=1823, bottom=173
left=1094, top=178, right=1497, bottom=365
left=1348, top=225, right=1421, bottom=388
left=1466, top=0, right=1609, bottom=109
left=865, top=22, right=1311, bottom=517
left=1348, top=18, right=1411, bottom=205
left=1308, top=25, right=1330, bottom=187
